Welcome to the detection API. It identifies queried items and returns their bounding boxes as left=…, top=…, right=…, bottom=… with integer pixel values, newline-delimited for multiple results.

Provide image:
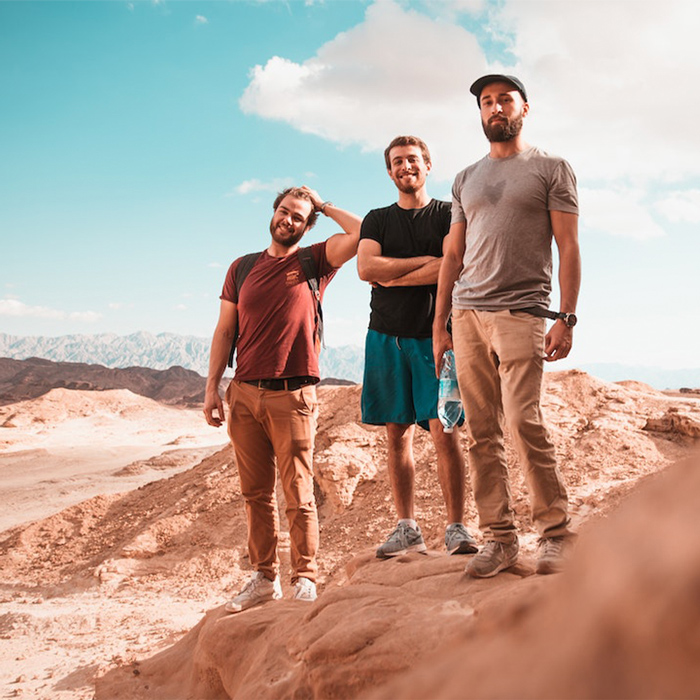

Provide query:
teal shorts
left=361, top=329, right=438, bottom=430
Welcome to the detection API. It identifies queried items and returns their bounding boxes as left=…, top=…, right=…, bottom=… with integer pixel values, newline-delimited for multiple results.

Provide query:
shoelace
left=481, top=540, right=503, bottom=556
left=389, top=524, right=410, bottom=541
left=241, top=575, right=265, bottom=595
left=539, top=538, right=564, bottom=557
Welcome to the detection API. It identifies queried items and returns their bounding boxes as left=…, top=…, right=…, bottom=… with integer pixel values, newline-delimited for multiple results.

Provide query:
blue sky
left=2, top=0, right=699, bottom=371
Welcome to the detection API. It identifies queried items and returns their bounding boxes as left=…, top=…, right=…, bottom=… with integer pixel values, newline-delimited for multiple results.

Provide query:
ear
left=522, top=101, right=530, bottom=117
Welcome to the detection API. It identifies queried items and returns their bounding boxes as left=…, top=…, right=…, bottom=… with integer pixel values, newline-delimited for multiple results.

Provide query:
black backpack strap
left=296, top=246, right=324, bottom=351
left=227, top=252, right=262, bottom=368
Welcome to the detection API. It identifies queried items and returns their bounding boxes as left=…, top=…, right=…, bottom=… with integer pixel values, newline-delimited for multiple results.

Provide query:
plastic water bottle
left=438, top=349, right=463, bottom=433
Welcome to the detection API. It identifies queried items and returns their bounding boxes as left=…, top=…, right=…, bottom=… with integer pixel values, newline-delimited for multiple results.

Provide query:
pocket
left=298, top=385, right=319, bottom=416
left=224, top=379, right=239, bottom=410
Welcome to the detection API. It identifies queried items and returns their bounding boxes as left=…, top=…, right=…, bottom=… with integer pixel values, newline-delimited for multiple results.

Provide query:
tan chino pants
left=451, top=309, right=571, bottom=542
left=226, top=380, right=320, bottom=583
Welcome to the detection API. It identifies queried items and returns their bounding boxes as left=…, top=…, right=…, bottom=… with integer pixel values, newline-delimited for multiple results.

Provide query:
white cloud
left=173, top=304, right=188, bottom=311
left=580, top=187, right=666, bottom=240
left=208, top=262, right=224, bottom=268
left=239, top=1, right=487, bottom=182
left=195, top=15, right=208, bottom=25
left=230, top=177, right=295, bottom=196
left=654, top=190, right=700, bottom=224
left=494, top=1, right=700, bottom=184
left=239, top=0, right=700, bottom=189
left=0, top=299, right=102, bottom=322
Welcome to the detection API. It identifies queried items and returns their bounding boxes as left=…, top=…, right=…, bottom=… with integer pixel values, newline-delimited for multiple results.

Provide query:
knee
left=241, top=485, right=275, bottom=504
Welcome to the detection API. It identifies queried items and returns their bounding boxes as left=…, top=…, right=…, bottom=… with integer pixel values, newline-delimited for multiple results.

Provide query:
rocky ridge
left=1, top=371, right=700, bottom=698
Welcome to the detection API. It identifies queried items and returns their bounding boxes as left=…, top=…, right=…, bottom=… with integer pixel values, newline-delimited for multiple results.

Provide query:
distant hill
left=0, top=357, right=208, bottom=407
left=0, top=332, right=364, bottom=383
left=2, top=333, right=697, bottom=390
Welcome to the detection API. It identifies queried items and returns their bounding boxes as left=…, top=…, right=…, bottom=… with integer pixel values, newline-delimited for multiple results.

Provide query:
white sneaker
left=224, top=572, right=282, bottom=614
left=293, top=576, right=317, bottom=602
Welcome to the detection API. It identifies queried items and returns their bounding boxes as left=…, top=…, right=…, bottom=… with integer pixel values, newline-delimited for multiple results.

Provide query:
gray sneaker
left=376, top=523, right=427, bottom=559
left=224, top=572, right=282, bottom=613
left=445, top=523, right=478, bottom=555
left=536, top=536, right=568, bottom=575
left=465, top=539, right=519, bottom=578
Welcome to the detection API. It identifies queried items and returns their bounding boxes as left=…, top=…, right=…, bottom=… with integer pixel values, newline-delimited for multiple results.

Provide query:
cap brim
left=469, top=74, right=527, bottom=102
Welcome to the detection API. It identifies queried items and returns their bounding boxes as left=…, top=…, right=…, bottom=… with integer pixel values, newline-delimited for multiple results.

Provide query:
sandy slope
left=0, top=388, right=227, bottom=533
left=1, top=372, right=699, bottom=699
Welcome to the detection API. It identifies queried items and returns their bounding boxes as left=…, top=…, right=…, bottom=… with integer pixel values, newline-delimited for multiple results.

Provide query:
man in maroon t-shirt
left=204, top=186, right=361, bottom=612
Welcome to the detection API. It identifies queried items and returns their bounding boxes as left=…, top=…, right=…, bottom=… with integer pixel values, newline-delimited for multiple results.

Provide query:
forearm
left=433, top=253, right=461, bottom=331
left=558, top=246, right=581, bottom=312
left=382, top=257, right=442, bottom=286
left=323, top=203, right=362, bottom=237
left=359, top=254, right=437, bottom=283
left=551, top=210, right=581, bottom=313
left=206, top=326, right=235, bottom=391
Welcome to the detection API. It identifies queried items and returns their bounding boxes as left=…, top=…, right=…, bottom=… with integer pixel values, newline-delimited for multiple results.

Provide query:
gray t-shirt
left=451, top=146, right=578, bottom=311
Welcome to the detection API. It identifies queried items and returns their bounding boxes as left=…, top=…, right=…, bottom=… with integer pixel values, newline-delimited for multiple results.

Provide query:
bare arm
left=379, top=257, right=443, bottom=287
left=357, top=238, right=438, bottom=283
left=544, top=210, right=581, bottom=362
left=432, top=221, right=466, bottom=374
left=300, top=186, right=362, bottom=268
left=203, top=299, right=237, bottom=427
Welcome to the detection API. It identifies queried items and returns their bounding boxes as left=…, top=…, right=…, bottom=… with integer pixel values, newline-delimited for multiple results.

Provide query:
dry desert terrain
left=1, top=370, right=700, bottom=699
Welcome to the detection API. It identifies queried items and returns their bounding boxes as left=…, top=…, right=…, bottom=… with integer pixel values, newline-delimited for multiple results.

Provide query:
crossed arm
left=356, top=235, right=447, bottom=288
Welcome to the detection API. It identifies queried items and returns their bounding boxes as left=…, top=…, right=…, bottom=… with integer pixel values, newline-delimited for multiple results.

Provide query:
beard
left=482, top=113, right=524, bottom=142
left=269, top=219, right=305, bottom=248
left=392, top=172, right=426, bottom=195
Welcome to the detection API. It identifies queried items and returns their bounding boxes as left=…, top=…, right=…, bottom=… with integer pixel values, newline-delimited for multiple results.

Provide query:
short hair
left=272, top=187, right=319, bottom=230
left=384, top=135, right=432, bottom=170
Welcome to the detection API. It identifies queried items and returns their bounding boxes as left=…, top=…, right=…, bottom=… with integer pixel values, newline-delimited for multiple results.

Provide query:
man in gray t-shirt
left=433, top=74, right=582, bottom=578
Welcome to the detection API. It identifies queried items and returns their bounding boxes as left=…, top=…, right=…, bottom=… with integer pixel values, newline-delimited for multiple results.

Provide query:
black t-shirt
left=360, top=199, right=451, bottom=338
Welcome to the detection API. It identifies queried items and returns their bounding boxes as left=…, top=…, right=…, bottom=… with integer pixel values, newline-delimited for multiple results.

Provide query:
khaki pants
left=451, top=309, right=571, bottom=542
left=226, top=380, right=319, bottom=583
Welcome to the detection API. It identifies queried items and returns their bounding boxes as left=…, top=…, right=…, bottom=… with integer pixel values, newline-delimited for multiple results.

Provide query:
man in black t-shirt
left=357, top=135, right=477, bottom=559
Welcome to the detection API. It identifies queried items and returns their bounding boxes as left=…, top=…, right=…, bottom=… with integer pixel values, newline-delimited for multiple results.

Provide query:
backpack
left=227, top=247, right=324, bottom=368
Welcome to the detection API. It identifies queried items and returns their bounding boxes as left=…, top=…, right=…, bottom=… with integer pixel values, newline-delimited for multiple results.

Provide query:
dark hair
left=383, top=135, right=431, bottom=169
left=272, top=187, right=318, bottom=230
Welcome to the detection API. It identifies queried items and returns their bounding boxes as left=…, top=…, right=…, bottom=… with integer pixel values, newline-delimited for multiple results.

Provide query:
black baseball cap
left=470, top=74, right=528, bottom=104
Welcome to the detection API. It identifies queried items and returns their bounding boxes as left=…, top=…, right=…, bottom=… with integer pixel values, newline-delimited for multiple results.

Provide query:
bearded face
left=268, top=195, right=312, bottom=249
left=482, top=111, right=524, bottom=143
left=478, top=82, right=528, bottom=144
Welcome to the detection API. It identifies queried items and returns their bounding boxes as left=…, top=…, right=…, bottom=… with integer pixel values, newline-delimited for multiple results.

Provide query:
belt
left=243, top=376, right=318, bottom=391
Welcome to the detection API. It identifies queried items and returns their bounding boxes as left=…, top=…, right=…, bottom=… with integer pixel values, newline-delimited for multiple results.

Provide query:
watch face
left=565, top=313, right=578, bottom=328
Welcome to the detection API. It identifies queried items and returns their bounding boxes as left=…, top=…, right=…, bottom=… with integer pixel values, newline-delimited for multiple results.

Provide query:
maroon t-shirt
left=220, top=242, right=337, bottom=381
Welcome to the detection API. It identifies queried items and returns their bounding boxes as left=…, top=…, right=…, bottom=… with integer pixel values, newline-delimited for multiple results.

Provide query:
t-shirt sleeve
left=359, top=209, right=383, bottom=245
left=548, top=160, right=579, bottom=214
left=450, top=171, right=467, bottom=225
left=312, top=241, right=337, bottom=279
left=220, top=259, right=240, bottom=303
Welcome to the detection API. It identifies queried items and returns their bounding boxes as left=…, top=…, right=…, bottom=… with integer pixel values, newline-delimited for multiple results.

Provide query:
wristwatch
left=556, top=312, right=578, bottom=328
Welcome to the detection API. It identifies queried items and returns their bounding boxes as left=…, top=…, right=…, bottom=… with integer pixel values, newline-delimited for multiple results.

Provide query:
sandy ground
left=0, top=388, right=227, bottom=533
left=1, top=374, right=700, bottom=699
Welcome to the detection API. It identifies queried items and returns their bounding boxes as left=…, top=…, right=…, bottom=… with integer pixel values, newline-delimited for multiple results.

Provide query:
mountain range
left=0, top=332, right=364, bottom=383
left=1, top=332, right=698, bottom=389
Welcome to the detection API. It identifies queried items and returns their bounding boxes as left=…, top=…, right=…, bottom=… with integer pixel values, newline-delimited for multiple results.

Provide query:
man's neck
left=396, top=188, right=431, bottom=210
left=489, top=137, right=530, bottom=160
left=267, top=242, right=299, bottom=258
